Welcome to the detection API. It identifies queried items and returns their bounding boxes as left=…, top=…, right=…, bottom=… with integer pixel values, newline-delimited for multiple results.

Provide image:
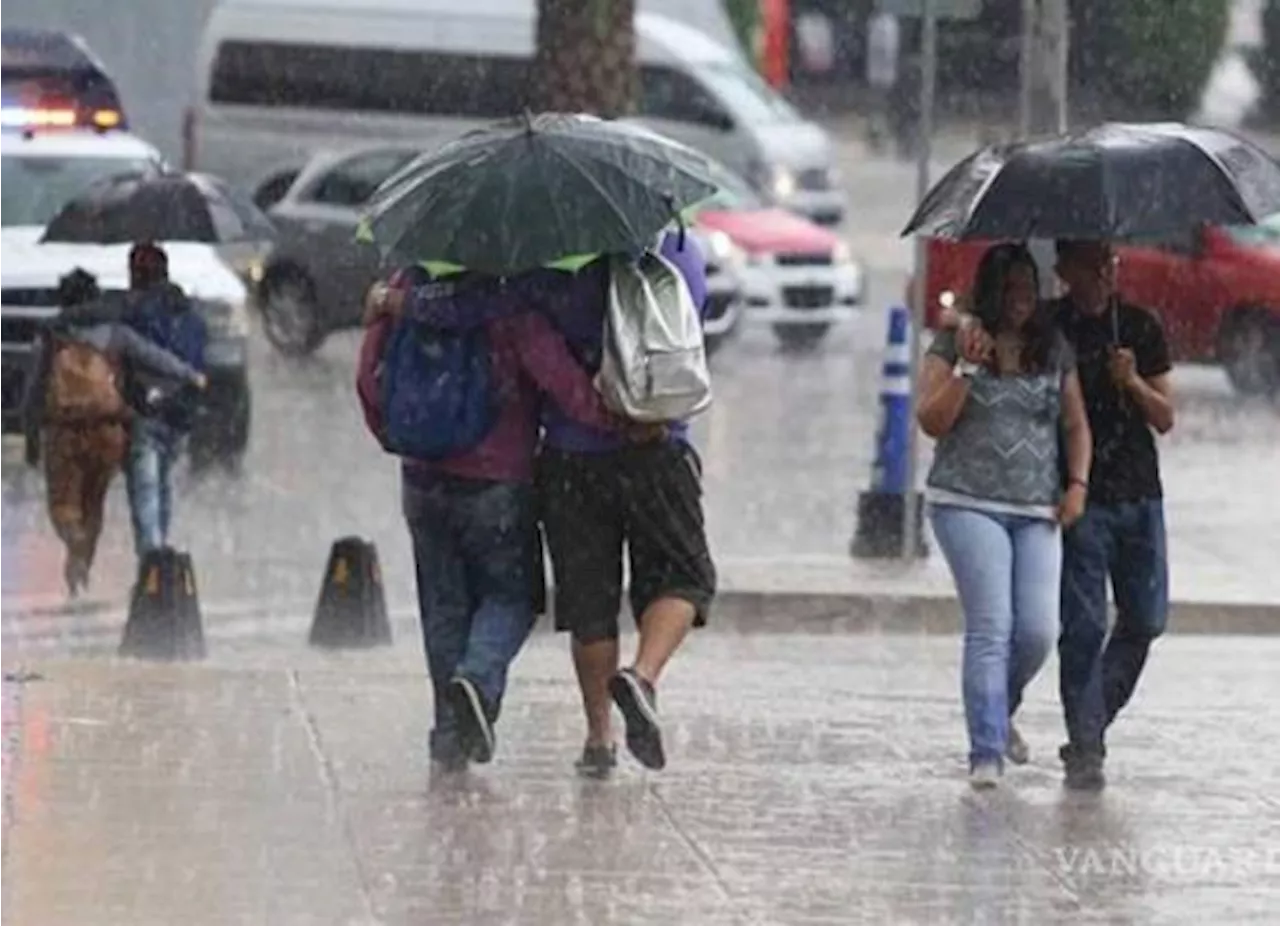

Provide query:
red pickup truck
left=916, top=217, right=1280, bottom=395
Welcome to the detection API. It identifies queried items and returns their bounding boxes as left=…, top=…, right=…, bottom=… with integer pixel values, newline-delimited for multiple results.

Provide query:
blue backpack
left=378, top=271, right=500, bottom=460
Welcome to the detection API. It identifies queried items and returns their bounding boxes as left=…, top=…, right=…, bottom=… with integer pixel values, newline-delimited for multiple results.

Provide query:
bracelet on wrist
left=1068, top=477, right=1089, bottom=491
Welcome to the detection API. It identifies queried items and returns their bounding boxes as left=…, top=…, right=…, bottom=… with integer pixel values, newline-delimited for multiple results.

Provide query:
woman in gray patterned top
left=917, top=243, right=1092, bottom=790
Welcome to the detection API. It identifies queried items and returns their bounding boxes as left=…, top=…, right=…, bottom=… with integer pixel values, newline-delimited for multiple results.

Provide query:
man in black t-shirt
left=1049, top=240, right=1175, bottom=791
left=947, top=239, right=1176, bottom=791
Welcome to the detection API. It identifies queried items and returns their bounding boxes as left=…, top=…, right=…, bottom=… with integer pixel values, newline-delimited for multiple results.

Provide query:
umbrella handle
left=663, top=193, right=685, bottom=250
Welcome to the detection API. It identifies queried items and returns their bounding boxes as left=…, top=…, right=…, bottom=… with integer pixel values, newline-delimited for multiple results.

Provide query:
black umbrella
left=902, top=122, right=1280, bottom=242
left=41, top=170, right=276, bottom=245
left=360, top=112, right=722, bottom=275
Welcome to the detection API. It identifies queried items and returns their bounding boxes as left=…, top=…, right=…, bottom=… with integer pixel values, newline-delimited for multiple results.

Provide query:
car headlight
left=771, top=165, right=798, bottom=201
left=199, top=298, right=250, bottom=340
left=246, top=257, right=266, bottom=285
left=832, top=241, right=853, bottom=265
left=707, top=230, right=736, bottom=264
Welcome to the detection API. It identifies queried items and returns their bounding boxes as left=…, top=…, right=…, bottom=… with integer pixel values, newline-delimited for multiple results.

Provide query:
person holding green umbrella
left=360, top=113, right=723, bottom=776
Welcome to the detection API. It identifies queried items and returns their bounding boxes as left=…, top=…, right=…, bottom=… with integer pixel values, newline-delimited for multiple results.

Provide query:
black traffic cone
left=308, top=537, right=392, bottom=649
left=119, top=548, right=206, bottom=660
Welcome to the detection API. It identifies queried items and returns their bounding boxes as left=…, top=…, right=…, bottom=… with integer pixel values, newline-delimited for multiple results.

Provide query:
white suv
left=1, top=128, right=165, bottom=246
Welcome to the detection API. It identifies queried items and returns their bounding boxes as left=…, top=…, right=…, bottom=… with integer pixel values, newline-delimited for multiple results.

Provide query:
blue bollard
left=851, top=305, right=928, bottom=559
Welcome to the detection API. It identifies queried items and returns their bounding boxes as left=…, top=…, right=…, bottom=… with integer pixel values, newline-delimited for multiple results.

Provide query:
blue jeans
left=930, top=504, right=1062, bottom=767
left=402, top=474, right=536, bottom=763
left=1059, top=499, right=1168, bottom=752
left=125, top=417, right=181, bottom=556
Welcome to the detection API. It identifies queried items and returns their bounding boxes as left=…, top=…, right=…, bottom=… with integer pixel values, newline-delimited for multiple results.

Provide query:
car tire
left=773, top=323, right=831, bottom=351
left=189, top=388, right=251, bottom=474
left=260, top=268, right=326, bottom=357
left=1219, top=308, right=1280, bottom=396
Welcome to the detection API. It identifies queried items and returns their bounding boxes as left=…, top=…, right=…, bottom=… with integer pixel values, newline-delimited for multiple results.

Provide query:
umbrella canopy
left=41, top=170, right=276, bottom=245
left=902, top=122, right=1280, bottom=242
left=359, top=112, right=722, bottom=275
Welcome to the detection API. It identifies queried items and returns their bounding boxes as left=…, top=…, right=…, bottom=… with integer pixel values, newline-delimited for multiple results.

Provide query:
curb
left=710, top=590, right=1280, bottom=635
left=5, top=589, right=1279, bottom=654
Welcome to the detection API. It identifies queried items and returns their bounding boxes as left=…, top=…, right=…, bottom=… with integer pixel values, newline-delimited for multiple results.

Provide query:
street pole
left=901, top=0, right=937, bottom=561
left=1046, top=0, right=1069, bottom=134
left=1020, top=0, right=1070, bottom=137
left=1018, top=0, right=1036, bottom=138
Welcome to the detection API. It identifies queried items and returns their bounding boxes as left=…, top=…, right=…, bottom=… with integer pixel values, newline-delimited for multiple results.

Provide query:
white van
left=187, top=0, right=848, bottom=226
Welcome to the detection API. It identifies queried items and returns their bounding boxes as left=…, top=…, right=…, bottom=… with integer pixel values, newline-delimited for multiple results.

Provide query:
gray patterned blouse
left=925, top=329, right=1075, bottom=519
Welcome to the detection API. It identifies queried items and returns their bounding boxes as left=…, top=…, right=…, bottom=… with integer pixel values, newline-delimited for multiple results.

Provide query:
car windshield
left=698, top=61, right=801, bottom=124
left=0, top=152, right=153, bottom=227
left=1225, top=213, right=1280, bottom=247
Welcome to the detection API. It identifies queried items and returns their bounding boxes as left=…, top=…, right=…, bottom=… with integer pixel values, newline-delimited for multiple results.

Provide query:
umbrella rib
left=542, top=142, right=646, bottom=245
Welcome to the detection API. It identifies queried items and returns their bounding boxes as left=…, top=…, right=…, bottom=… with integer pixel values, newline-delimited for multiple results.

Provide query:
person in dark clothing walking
left=373, top=232, right=717, bottom=778
left=122, top=242, right=208, bottom=556
left=359, top=267, right=657, bottom=772
left=1048, top=240, right=1174, bottom=791
left=948, top=239, right=1175, bottom=791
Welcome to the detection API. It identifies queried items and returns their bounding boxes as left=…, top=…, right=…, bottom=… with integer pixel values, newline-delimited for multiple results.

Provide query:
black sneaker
left=608, top=668, right=665, bottom=770
left=447, top=677, right=495, bottom=764
left=574, top=742, right=618, bottom=780
left=1060, top=743, right=1106, bottom=792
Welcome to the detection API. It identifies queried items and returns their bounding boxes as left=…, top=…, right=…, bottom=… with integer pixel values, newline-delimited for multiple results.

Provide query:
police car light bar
left=0, top=105, right=122, bottom=130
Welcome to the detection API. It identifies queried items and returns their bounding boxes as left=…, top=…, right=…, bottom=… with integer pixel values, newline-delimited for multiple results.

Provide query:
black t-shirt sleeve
left=927, top=328, right=959, bottom=364
left=1132, top=307, right=1173, bottom=378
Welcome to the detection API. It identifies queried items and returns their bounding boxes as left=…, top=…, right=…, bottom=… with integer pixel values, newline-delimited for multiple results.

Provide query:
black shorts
left=537, top=441, right=716, bottom=643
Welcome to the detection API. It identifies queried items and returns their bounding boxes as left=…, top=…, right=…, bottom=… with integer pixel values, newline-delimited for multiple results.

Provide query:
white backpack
left=596, top=249, right=713, bottom=423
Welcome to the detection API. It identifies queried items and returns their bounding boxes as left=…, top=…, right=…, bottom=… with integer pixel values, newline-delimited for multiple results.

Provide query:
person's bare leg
left=610, top=597, right=696, bottom=771
left=572, top=637, right=619, bottom=747
left=632, top=597, right=695, bottom=685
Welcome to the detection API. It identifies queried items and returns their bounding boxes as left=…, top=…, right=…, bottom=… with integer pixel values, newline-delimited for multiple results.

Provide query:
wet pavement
left=4, top=631, right=1279, bottom=925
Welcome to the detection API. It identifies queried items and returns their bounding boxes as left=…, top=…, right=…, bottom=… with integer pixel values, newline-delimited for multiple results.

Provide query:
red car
left=692, top=165, right=864, bottom=350
left=916, top=216, right=1280, bottom=394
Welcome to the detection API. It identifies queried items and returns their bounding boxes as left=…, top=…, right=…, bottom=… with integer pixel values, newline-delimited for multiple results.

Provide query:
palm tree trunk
left=533, top=0, right=637, bottom=116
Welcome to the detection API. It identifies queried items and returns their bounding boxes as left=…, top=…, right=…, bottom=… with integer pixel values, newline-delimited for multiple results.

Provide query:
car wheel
left=260, top=269, right=326, bottom=357
left=189, top=389, right=251, bottom=474
left=773, top=323, right=831, bottom=351
left=1220, top=309, right=1280, bottom=396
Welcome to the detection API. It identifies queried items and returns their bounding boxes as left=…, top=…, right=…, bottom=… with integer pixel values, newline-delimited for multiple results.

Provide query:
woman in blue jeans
left=917, top=243, right=1092, bottom=789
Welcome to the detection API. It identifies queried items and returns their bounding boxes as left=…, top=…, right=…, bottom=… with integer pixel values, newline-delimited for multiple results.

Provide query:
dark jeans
left=402, top=473, right=536, bottom=762
left=1059, top=499, right=1169, bottom=752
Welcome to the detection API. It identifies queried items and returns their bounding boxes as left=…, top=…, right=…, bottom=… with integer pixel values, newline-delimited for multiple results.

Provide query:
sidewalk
left=4, top=633, right=1279, bottom=925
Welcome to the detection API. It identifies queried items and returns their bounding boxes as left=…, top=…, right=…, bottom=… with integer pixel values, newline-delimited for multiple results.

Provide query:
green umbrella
left=358, top=112, right=722, bottom=276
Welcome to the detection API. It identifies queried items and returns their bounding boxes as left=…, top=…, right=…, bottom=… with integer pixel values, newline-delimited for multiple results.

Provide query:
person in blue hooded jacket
left=121, top=242, right=208, bottom=556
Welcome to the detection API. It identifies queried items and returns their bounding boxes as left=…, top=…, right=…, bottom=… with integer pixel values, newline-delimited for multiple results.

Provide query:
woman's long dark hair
left=970, top=242, right=1056, bottom=374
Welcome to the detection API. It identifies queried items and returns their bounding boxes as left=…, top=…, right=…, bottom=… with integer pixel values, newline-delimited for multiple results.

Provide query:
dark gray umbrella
left=360, top=112, right=722, bottom=274
left=902, top=122, right=1280, bottom=242
left=41, top=170, right=276, bottom=245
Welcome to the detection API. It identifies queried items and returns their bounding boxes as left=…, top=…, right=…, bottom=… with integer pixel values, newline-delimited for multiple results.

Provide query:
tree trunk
left=533, top=0, right=637, bottom=116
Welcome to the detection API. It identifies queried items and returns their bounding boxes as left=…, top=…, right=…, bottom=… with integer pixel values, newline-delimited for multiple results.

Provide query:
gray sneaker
left=969, top=760, right=1002, bottom=791
left=1061, top=743, right=1106, bottom=791
left=574, top=743, right=618, bottom=780
left=1006, top=724, right=1030, bottom=766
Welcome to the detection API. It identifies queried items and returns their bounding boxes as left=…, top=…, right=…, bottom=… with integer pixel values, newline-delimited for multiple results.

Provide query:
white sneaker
left=1006, top=724, right=1030, bottom=766
left=969, top=761, right=1001, bottom=790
